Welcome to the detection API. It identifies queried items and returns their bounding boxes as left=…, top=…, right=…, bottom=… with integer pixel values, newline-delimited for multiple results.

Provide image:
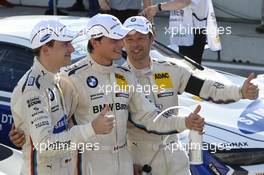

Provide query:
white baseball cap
left=123, top=16, right=153, bottom=35
left=86, top=14, right=132, bottom=40
left=30, top=20, right=75, bottom=49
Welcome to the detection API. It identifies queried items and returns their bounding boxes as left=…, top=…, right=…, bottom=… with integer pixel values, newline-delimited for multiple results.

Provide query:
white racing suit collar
left=33, top=57, right=56, bottom=83
left=86, top=53, right=114, bottom=74
left=126, top=56, right=153, bottom=77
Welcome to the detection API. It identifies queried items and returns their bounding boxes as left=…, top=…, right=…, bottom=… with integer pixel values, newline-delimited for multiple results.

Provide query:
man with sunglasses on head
left=11, top=19, right=114, bottom=175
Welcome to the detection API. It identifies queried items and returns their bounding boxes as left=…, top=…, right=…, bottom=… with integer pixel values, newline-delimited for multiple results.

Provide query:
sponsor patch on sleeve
left=212, top=82, right=224, bottom=89
left=53, top=116, right=67, bottom=133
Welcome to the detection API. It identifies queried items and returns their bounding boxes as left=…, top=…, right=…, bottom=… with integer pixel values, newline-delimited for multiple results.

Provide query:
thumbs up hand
left=8, top=123, right=25, bottom=148
left=92, top=105, right=115, bottom=134
left=241, top=73, right=259, bottom=100
left=185, top=105, right=204, bottom=134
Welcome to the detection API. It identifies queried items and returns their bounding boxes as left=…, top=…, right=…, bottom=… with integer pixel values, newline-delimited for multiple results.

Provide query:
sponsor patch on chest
left=115, top=74, right=128, bottom=90
left=153, top=72, right=173, bottom=89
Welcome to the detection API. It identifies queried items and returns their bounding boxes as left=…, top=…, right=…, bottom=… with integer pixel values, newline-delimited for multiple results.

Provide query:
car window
left=0, top=43, right=33, bottom=92
left=0, top=144, right=13, bottom=161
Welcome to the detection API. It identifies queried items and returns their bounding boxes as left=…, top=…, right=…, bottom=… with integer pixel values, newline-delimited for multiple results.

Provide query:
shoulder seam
left=116, top=65, right=131, bottom=72
left=68, top=64, right=88, bottom=76
left=21, top=70, right=32, bottom=93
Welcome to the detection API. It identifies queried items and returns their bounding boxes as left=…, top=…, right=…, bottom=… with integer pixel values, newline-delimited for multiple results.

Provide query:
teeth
left=133, top=49, right=140, bottom=53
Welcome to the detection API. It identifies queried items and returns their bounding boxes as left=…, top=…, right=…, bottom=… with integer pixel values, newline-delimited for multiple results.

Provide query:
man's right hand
left=8, top=123, right=25, bottom=148
left=185, top=105, right=205, bottom=134
left=92, top=105, right=115, bottom=134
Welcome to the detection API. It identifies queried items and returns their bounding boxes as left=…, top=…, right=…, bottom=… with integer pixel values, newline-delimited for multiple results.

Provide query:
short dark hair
left=87, top=37, right=103, bottom=53
left=32, top=40, right=55, bottom=57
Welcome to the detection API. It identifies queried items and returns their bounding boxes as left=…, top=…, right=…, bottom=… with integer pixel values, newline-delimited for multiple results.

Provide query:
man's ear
left=40, top=45, right=50, bottom=57
left=90, top=38, right=100, bottom=49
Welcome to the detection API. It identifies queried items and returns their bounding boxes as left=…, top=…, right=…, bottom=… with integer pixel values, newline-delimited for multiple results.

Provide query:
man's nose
left=68, top=42, right=74, bottom=53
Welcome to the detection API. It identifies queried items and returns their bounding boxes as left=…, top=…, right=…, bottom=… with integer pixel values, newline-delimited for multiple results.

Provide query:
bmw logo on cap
left=131, top=18, right=136, bottom=22
left=87, top=76, right=98, bottom=88
left=40, top=33, right=51, bottom=43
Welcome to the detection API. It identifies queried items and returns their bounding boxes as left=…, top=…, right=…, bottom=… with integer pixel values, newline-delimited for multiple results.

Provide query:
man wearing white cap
left=11, top=19, right=114, bottom=175
left=122, top=16, right=259, bottom=175
left=59, top=13, right=205, bottom=175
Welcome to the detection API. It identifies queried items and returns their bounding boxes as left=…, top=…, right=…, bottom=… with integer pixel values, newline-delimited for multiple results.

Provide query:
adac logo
left=237, top=99, right=264, bottom=134
left=154, top=72, right=170, bottom=79
left=153, top=72, right=173, bottom=89
left=115, top=74, right=128, bottom=90
left=87, top=76, right=98, bottom=88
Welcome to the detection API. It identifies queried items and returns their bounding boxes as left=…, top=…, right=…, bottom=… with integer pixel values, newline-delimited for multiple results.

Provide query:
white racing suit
left=11, top=58, right=96, bottom=175
left=59, top=55, right=188, bottom=175
left=124, top=57, right=242, bottom=175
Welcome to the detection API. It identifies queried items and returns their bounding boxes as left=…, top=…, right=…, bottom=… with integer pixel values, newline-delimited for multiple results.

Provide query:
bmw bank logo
left=87, top=76, right=98, bottom=88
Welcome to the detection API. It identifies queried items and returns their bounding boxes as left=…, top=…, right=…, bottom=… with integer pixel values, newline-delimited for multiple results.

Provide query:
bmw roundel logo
left=131, top=18, right=136, bottom=22
left=87, top=76, right=98, bottom=88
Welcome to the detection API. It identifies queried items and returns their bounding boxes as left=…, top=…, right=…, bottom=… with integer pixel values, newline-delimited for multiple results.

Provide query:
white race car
left=0, top=16, right=263, bottom=175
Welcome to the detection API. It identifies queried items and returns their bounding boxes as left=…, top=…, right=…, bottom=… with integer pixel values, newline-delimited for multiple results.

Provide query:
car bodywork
left=0, top=16, right=263, bottom=175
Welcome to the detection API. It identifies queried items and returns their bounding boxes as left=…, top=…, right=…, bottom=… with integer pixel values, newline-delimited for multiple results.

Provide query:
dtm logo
left=1, top=114, right=13, bottom=125
left=238, top=99, right=264, bottom=134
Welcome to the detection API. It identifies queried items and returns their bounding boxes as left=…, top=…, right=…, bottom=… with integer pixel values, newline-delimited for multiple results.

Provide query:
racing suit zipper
left=54, top=78, right=72, bottom=175
left=109, top=72, right=120, bottom=174
left=147, top=75, right=169, bottom=173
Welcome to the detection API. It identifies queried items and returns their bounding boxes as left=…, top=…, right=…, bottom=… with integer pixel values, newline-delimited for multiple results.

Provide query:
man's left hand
left=241, top=73, right=259, bottom=100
